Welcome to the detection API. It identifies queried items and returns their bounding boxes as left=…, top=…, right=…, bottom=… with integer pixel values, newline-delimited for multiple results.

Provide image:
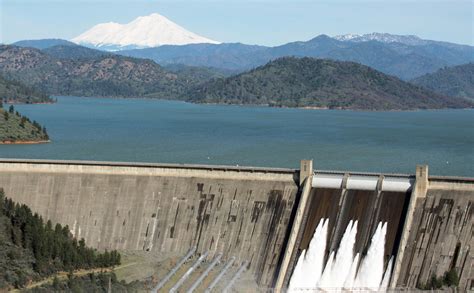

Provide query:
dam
left=0, top=159, right=472, bottom=291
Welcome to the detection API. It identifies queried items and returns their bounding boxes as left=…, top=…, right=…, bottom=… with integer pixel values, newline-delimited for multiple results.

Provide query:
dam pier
left=0, top=159, right=472, bottom=291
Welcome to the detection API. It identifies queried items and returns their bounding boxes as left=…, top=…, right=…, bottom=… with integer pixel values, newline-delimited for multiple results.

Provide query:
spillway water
left=288, top=219, right=329, bottom=290
left=289, top=219, right=393, bottom=291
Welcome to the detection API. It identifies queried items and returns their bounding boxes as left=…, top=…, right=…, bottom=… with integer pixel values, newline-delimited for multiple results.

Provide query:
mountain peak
left=334, top=32, right=428, bottom=45
left=71, top=13, right=220, bottom=51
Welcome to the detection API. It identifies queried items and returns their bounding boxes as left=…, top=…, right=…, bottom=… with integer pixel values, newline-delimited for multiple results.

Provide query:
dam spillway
left=0, top=159, right=472, bottom=291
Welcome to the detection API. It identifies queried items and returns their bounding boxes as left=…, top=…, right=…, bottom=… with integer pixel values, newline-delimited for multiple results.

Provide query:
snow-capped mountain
left=71, top=13, right=220, bottom=51
left=334, top=33, right=429, bottom=46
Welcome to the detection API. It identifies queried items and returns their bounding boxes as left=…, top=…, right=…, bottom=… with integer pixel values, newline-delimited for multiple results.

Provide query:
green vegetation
left=412, top=63, right=474, bottom=100
left=186, top=57, right=473, bottom=110
left=0, top=189, right=121, bottom=290
left=1, top=45, right=473, bottom=110
left=164, top=64, right=232, bottom=81
left=0, top=45, right=203, bottom=100
left=0, top=75, right=53, bottom=104
left=0, top=104, right=49, bottom=143
left=418, top=268, right=460, bottom=290
left=29, top=272, right=141, bottom=292
left=42, top=45, right=109, bottom=60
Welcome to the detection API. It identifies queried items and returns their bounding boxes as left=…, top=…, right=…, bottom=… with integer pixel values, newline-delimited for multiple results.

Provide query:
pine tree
left=20, top=116, right=27, bottom=128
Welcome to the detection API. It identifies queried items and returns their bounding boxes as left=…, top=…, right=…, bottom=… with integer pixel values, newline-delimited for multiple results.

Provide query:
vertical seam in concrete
left=390, top=166, right=428, bottom=288
left=273, top=175, right=313, bottom=290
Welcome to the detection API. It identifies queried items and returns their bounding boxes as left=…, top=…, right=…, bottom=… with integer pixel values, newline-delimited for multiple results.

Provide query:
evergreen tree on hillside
left=0, top=188, right=121, bottom=288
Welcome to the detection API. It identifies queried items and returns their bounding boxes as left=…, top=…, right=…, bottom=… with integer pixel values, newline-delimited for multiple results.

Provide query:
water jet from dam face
left=288, top=219, right=393, bottom=291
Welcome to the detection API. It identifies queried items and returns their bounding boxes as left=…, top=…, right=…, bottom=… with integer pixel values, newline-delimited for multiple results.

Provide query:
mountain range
left=118, top=34, right=474, bottom=80
left=5, top=14, right=474, bottom=110
left=0, top=44, right=470, bottom=110
left=15, top=34, right=472, bottom=81
left=12, top=19, right=474, bottom=81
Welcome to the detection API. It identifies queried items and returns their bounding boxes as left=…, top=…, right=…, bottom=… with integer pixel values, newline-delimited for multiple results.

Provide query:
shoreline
left=4, top=101, right=55, bottom=105
left=34, top=95, right=474, bottom=112
left=0, top=140, right=51, bottom=145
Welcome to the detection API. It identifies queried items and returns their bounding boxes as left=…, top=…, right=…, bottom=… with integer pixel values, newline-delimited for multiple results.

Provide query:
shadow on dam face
left=298, top=187, right=411, bottom=276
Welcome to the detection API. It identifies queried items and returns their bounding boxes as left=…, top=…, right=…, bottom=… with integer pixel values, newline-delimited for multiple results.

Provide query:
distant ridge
left=71, top=13, right=220, bottom=51
left=118, top=33, right=474, bottom=80
left=13, top=39, right=76, bottom=50
left=13, top=32, right=474, bottom=80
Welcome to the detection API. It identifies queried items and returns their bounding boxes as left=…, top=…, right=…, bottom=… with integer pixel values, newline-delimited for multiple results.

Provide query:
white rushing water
left=289, top=219, right=393, bottom=291
left=288, top=219, right=329, bottom=290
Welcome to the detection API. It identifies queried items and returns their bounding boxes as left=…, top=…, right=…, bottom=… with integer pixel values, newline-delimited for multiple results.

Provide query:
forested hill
left=411, top=63, right=474, bottom=100
left=0, top=45, right=207, bottom=99
left=0, top=189, right=121, bottom=290
left=186, top=57, right=473, bottom=110
left=0, top=75, right=53, bottom=104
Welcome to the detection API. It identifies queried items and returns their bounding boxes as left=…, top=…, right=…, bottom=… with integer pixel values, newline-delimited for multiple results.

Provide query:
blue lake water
left=1, top=96, right=473, bottom=176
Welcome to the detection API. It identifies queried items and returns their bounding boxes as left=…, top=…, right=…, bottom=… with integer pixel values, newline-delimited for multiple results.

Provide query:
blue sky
left=1, top=0, right=473, bottom=46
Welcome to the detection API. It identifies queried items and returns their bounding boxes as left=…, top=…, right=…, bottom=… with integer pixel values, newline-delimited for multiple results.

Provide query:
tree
left=42, top=127, right=49, bottom=140
left=0, top=188, right=4, bottom=211
left=444, top=268, right=459, bottom=287
left=52, top=276, right=60, bottom=289
left=20, top=116, right=27, bottom=128
left=0, top=191, right=122, bottom=285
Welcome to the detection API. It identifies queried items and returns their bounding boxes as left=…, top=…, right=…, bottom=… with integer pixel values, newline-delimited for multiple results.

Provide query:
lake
left=1, top=96, right=473, bottom=177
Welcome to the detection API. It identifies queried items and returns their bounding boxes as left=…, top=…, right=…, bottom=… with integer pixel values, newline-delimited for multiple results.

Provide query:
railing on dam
left=0, top=158, right=297, bottom=174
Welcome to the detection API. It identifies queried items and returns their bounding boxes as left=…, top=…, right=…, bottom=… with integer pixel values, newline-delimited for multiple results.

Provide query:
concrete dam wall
left=0, top=160, right=299, bottom=286
left=393, top=175, right=474, bottom=290
left=0, top=159, right=472, bottom=290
